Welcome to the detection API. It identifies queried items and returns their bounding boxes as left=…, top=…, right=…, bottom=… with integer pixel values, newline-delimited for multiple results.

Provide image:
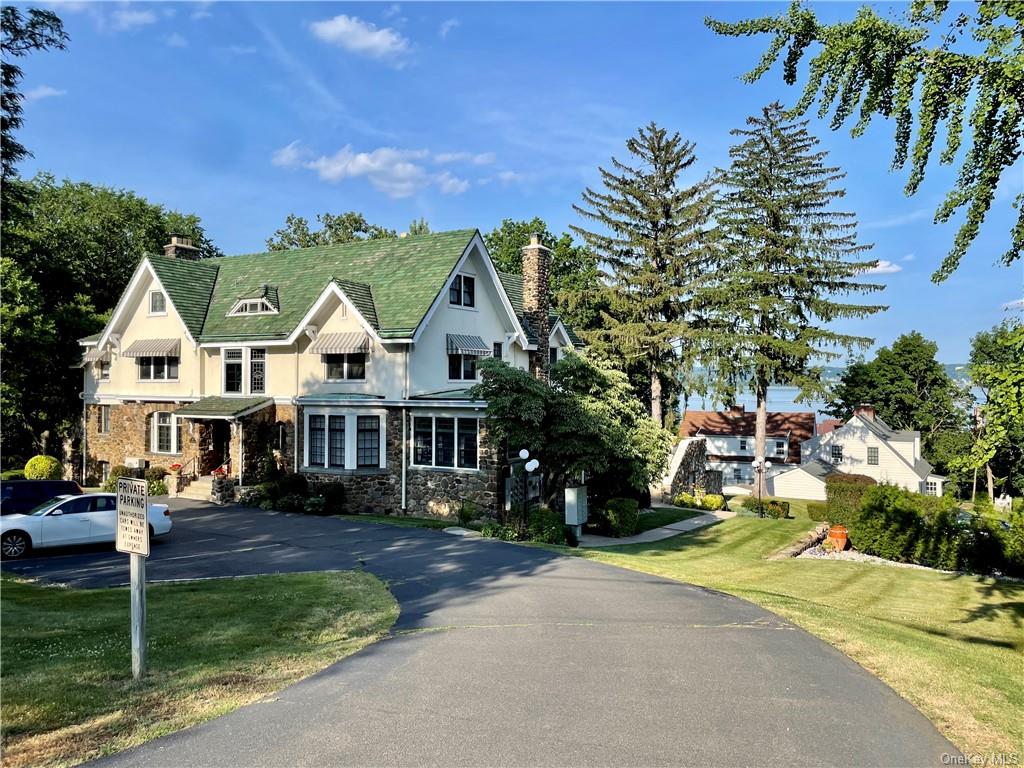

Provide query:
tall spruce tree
left=705, top=103, right=886, bottom=494
left=571, top=122, right=716, bottom=426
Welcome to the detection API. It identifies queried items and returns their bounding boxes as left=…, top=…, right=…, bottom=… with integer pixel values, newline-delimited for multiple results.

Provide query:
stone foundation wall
left=668, top=437, right=722, bottom=498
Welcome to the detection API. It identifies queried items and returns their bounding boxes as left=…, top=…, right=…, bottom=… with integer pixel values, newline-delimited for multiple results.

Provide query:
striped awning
left=446, top=333, right=490, bottom=356
left=120, top=338, right=180, bottom=358
left=81, top=347, right=110, bottom=363
left=309, top=332, right=370, bottom=355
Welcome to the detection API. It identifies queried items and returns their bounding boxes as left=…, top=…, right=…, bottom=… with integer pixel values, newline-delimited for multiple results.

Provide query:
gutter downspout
left=238, top=420, right=244, bottom=487
left=294, top=340, right=300, bottom=474
left=81, top=394, right=87, bottom=484
left=401, top=346, right=409, bottom=511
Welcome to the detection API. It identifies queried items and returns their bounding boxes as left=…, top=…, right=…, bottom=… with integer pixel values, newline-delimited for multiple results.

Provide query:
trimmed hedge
left=605, top=498, right=640, bottom=537
left=2, top=469, right=26, bottom=480
left=741, top=496, right=791, bottom=519
left=806, top=501, right=829, bottom=522
left=672, top=492, right=725, bottom=511
left=701, top=494, right=725, bottom=511
left=825, top=474, right=876, bottom=525
left=24, top=455, right=63, bottom=480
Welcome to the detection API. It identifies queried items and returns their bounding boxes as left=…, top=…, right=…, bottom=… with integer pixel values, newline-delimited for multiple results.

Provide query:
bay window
left=303, top=409, right=385, bottom=471
left=308, top=415, right=325, bottom=467
left=328, top=416, right=345, bottom=468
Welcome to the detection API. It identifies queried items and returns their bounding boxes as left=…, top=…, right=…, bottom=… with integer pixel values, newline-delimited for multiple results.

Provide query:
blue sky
left=17, top=1, right=1024, bottom=362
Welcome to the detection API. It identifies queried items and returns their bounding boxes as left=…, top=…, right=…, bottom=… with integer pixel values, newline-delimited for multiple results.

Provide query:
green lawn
left=633, top=506, right=706, bottom=533
left=336, top=513, right=452, bottom=529
left=1, top=572, right=397, bottom=768
left=577, top=500, right=1024, bottom=758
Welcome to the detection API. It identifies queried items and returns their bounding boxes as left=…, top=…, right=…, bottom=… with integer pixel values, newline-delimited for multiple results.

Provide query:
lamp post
left=517, top=449, right=540, bottom=532
left=752, top=458, right=772, bottom=517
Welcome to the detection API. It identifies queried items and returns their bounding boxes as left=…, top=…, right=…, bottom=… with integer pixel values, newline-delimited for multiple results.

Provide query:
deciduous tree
left=707, top=1, right=1024, bottom=282
left=266, top=211, right=395, bottom=250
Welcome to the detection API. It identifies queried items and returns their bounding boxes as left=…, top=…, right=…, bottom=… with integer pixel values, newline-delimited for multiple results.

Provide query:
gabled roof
left=680, top=408, right=816, bottom=464
left=192, top=229, right=477, bottom=341
left=854, top=413, right=918, bottom=442
left=147, top=255, right=220, bottom=339
left=496, top=270, right=583, bottom=346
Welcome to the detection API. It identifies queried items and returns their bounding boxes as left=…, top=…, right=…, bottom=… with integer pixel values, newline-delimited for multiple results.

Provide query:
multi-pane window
left=449, top=275, right=475, bottom=307
left=357, top=416, right=380, bottom=468
left=867, top=446, right=879, bottom=465
left=325, top=353, right=366, bottom=381
left=138, top=356, right=179, bottom=380
left=98, top=360, right=110, bottom=380
left=493, top=342, right=503, bottom=361
left=775, top=440, right=786, bottom=458
left=739, top=438, right=747, bottom=451
left=98, top=405, right=110, bottom=434
left=549, top=347, right=558, bottom=366
left=224, top=349, right=243, bottom=393
left=411, top=416, right=480, bottom=470
left=733, top=467, right=742, bottom=482
left=831, top=444, right=843, bottom=462
left=448, top=353, right=477, bottom=381
left=250, top=349, right=266, bottom=394
left=149, top=291, right=166, bottom=314
left=413, top=417, right=433, bottom=465
left=229, top=299, right=275, bottom=315
left=100, top=462, right=110, bottom=484
left=308, top=415, right=326, bottom=467
left=925, top=480, right=937, bottom=496
left=327, top=416, right=345, bottom=468
left=151, top=411, right=180, bottom=454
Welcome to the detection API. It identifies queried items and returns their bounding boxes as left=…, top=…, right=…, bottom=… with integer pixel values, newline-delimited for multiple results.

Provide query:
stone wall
left=668, top=437, right=722, bottom=498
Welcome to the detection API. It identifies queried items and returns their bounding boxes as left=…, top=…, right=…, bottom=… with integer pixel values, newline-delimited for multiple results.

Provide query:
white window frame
left=98, top=405, right=111, bottom=434
left=774, top=440, right=786, bottom=458
left=137, top=355, right=180, bottom=382
left=739, top=438, right=747, bottom=451
left=228, top=298, right=278, bottom=316
left=324, top=352, right=367, bottom=382
left=410, top=414, right=480, bottom=471
left=222, top=347, right=269, bottom=396
left=97, top=360, right=110, bottom=381
left=831, top=444, right=844, bottom=463
left=148, top=290, right=167, bottom=316
left=732, top=467, right=742, bottom=482
left=302, top=408, right=386, bottom=471
left=867, top=446, right=879, bottom=465
left=151, top=411, right=181, bottom=455
left=925, top=480, right=937, bottom=496
left=447, top=353, right=480, bottom=382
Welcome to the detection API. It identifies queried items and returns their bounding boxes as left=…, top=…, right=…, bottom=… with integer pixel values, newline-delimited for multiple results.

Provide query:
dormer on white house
left=78, top=230, right=579, bottom=516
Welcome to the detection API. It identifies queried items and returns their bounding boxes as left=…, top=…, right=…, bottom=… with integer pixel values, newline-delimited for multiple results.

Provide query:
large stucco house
left=78, top=230, right=577, bottom=516
left=768, top=405, right=945, bottom=500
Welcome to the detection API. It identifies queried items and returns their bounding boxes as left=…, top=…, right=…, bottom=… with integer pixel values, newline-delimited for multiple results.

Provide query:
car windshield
left=28, top=496, right=70, bottom=516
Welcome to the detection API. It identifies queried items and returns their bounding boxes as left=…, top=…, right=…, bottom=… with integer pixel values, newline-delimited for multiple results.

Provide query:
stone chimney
left=726, top=404, right=745, bottom=416
left=163, top=233, right=201, bottom=260
left=521, top=233, right=551, bottom=380
left=854, top=403, right=876, bottom=422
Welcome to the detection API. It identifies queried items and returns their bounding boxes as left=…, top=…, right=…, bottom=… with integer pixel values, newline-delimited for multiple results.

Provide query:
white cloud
left=309, top=15, right=410, bottom=64
left=439, top=18, right=459, bottom=39
left=865, top=259, right=903, bottom=275
left=382, top=4, right=401, bottom=19
left=24, top=85, right=67, bottom=101
left=862, top=208, right=932, bottom=230
left=190, top=2, right=213, bottom=21
left=901, top=253, right=915, bottom=262
left=273, top=142, right=475, bottom=198
left=496, top=170, right=524, bottom=184
left=434, top=151, right=495, bottom=166
left=111, top=8, right=158, bottom=31
left=224, top=44, right=257, bottom=56
left=1002, top=298, right=1024, bottom=311
left=165, top=32, right=188, bottom=48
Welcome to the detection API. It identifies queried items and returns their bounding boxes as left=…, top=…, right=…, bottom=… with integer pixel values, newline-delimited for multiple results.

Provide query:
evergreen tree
left=407, top=217, right=430, bottom=235
left=571, top=122, right=716, bottom=426
left=704, top=103, right=885, bottom=494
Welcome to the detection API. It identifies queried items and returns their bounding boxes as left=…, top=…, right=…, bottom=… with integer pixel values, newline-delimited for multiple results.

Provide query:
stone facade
left=521, top=235, right=551, bottom=381
left=668, top=438, right=723, bottom=499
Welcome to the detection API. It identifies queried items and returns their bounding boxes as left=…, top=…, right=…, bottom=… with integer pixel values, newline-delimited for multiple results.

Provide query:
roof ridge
left=207, top=228, right=478, bottom=263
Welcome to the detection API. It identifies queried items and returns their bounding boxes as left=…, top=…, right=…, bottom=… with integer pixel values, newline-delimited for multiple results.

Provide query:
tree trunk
left=971, top=466, right=978, bottom=503
left=986, top=463, right=994, bottom=502
left=650, top=368, right=663, bottom=427
left=754, top=376, right=768, bottom=499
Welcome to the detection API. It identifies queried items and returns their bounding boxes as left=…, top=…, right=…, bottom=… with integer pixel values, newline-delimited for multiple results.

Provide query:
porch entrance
left=201, top=420, right=231, bottom=475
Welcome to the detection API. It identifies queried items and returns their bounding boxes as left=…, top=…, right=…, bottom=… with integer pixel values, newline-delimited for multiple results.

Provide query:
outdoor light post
left=517, top=448, right=540, bottom=531
left=753, top=458, right=772, bottom=517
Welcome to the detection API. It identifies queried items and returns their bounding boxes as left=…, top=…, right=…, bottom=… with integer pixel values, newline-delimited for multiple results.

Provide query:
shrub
left=147, top=479, right=168, bottom=496
left=526, top=505, right=567, bottom=544
left=605, top=497, right=640, bottom=537
left=277, top=473, right=309, bottom=497
left=276, top=494, right=305, bottom=513
left=1000, top=510, right=1024, bottom=577
left=101, top=465, right=136, bottom=492
left=239, top=487, right=264, bottom=507
left=806, top=501, right=829, bottom=522
left=2, top=469, right=25, bottom=480
left=144, top=466, right=168, bottom=483
left=481, top=522, right=520, bottom=541
left=825, top=473, right=877, bottom=525
left=701, top=494, right=724, bottom=511
left=24, top=455, right=63, bottom=480
left=673, top=492, right=697, bottom=508
left=457, top=500, right=480, bottom=527
left=259, top=499, right=275, bottom=511
left=741, top=496, right=790, bottom=518
left=303, top=496, right=327, bottom=516
left=257, top=481, right=281, bottom=502
left=317, top=481, right=346, bottom=514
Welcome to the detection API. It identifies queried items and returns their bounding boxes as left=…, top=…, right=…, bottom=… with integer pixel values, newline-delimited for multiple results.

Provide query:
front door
left=199, top=420, right=232, bottom=475
left=212, top=421, right=231, bottom=473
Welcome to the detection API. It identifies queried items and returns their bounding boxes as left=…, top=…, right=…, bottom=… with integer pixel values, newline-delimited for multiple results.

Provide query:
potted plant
left=827, top=524, right=848, bottom=552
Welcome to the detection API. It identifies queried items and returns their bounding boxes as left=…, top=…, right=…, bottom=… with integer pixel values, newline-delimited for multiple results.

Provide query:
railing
left=181, top=456, right=197, bottom=479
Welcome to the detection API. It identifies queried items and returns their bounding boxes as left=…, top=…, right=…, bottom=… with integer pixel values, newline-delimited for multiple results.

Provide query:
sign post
left=116, top=477, right=149, bottom=681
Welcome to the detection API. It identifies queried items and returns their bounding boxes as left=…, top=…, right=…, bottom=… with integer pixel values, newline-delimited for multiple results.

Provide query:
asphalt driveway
left=2, top=499, right=956, bottom=766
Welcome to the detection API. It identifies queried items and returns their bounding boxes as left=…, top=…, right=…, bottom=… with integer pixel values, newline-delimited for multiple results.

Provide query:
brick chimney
left=521, top=233, right=551, bottom=380
left=854, top=403, right=876, bottom=422
left=163, top=233, right=201, bottom=260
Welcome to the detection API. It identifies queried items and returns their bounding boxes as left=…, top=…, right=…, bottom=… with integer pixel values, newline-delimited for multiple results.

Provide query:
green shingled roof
left=195, top=230, right=476, bottom=341
left=174, top=396, right=272, bottom=418
left=148, top=255, right=220, bottom=339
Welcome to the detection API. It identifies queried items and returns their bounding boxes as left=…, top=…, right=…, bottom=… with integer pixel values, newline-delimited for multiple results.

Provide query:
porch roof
left=409, top=388, right=480, bottom=401
left=174, top=396, right=272, bottom=419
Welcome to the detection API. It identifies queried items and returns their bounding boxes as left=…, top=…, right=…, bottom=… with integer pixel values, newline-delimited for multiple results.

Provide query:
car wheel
left=1, top=531, right=31, bottom=559
left=149, top=524, right=155, bottom=539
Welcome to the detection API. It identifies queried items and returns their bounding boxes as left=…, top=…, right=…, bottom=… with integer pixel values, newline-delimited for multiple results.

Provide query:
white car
left=0, top=493, right=172, bottom=559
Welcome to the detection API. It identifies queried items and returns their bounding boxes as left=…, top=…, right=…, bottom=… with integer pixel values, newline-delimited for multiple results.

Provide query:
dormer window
left=229, top=298, right=277, bottom=316
left=449, top=275, right=475, bottom=307
left=149, top=290, right=166, bottom=315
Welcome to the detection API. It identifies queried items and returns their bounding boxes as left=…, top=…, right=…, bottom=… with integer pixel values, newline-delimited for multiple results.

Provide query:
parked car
left=1, top=479, right=83, bottom=516
left=0, top=493, right=172, bottom=559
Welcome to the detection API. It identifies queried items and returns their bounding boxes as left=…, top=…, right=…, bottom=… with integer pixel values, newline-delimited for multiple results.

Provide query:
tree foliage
left=0, top=174, right=219, bottom=461
left=407, top=217, right=430, bottom=235
left=266, top=211, right=396, bottom=251
left=571, top=122, right=717, bottom=426
left=483, top=217, right=606, bottom=333
left=827, top=331, right=972, bottom=452
left=702, top=104, right=884, bottom=480
left=707, top=1, right=1024, bottom=282
left=1, top=6, right=67, bottom=180
left=470, top=353, right=673, bottom=505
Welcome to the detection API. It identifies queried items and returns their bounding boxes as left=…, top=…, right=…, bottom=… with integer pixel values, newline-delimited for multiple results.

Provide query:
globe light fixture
left=519, top=449, right=530, bottom=460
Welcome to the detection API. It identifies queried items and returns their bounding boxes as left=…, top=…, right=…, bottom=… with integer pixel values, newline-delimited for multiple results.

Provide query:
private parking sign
left=116, top=477, right=149, bottom=557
